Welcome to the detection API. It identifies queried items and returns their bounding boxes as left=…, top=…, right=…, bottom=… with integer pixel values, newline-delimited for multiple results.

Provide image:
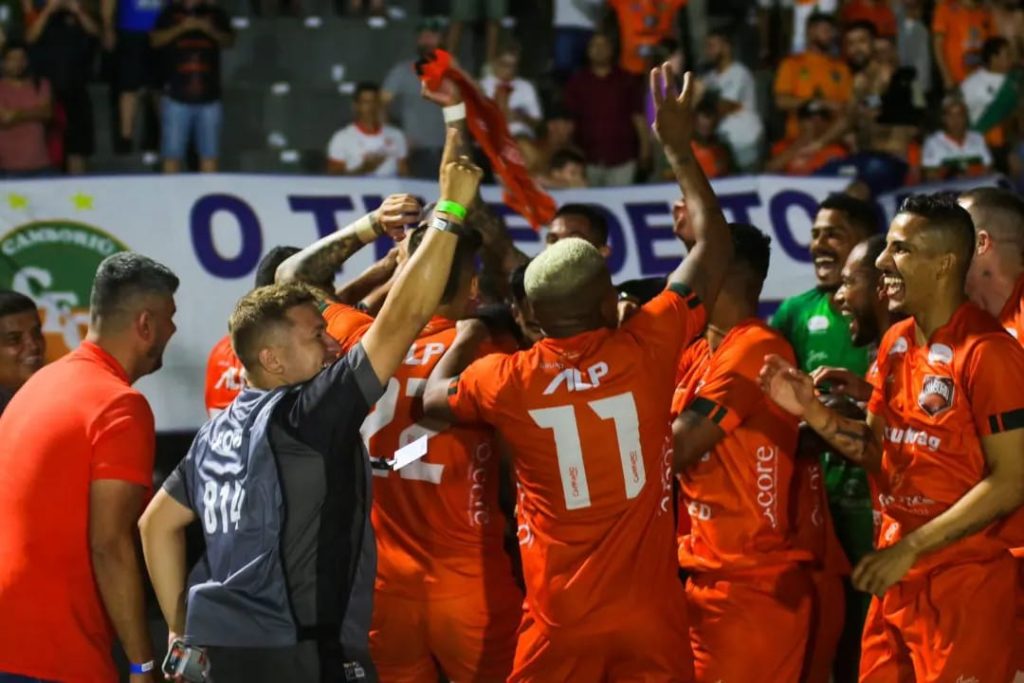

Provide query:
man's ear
left=135, top=309, right=155, bottom=344
left=258, top=346, right=282, bottom=378
left=977, top=229, right=993, bottom=256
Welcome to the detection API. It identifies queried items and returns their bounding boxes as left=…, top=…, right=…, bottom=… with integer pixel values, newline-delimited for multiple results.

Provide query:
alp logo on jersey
left=918, top=375, right=954, bottom=417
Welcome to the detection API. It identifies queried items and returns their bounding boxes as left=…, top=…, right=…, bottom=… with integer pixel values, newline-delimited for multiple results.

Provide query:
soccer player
left=422, top=63, right=731, bottom=682
left=139, top=129, right=483, bottom=682
left=669, top=223, right=812, bottom=682
left=0, top=290, right=44, bottom=416
left=0, top=253, right=179, bottom=682
left=278, top=216, right=523, bottom=682
left=761, top=193, right=1024, bottom=681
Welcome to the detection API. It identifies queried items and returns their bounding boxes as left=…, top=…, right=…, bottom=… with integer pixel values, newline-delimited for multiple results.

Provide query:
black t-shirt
left=153, top=1, right=231, bottom=103
left=30, top=8, right=96, bottom=92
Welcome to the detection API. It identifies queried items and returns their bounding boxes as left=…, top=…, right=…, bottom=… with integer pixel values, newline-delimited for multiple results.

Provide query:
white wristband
left=353, top=213, right=381, bottom=243
left=443, top=102, right=466, bottom=123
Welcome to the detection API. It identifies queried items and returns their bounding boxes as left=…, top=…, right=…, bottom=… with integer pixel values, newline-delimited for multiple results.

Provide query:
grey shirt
left=382, top=59, right=445, bottom=151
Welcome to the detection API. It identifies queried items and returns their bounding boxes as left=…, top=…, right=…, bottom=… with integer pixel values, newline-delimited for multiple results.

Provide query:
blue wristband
left=129, top=660, right=154, bottom=674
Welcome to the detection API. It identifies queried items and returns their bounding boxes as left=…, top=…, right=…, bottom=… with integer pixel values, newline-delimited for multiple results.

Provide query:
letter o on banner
left=191, top=194, right=263, bottom=278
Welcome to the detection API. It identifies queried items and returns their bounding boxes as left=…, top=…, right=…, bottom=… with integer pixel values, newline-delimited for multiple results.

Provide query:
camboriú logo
left=0, top=220, right=128, bottom=362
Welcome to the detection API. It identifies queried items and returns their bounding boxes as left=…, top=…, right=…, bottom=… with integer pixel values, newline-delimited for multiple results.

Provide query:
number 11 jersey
left=446, top=285, right=706, bottom=631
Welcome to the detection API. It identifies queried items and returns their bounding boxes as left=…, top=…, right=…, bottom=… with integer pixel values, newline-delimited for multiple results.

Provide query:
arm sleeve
left=90, top=393, right=156, bottom=487
left=624, top=284, right=707, bottom=370
left=446, top=353, right=509, bottom=425
left=966, top=336, right=1024, bottom=436
left=162, top=451, right=195, bottom=510
left=326, top=130, right=354, bottom=166
left=324, top=302, right=375, bottom=352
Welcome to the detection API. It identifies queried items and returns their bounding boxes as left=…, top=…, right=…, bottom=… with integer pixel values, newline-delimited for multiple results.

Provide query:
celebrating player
left=761, top=193, right=1024, bottom=681
left=421, top=62, right=731, bottom=682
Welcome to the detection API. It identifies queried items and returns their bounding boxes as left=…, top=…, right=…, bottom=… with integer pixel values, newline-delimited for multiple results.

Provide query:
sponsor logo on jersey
left=755, top=446, right=779, bottom=529
left=883, top=424, right=942, bottom=451
left=927, top=343, right=953, bottom=365
left=890, top=336, right=909, bottom=355
left=807, top=314, right=830, bottom=333
left=918, top=375, right=954, bottom=417
left=0, top=220, right=128, bottom=363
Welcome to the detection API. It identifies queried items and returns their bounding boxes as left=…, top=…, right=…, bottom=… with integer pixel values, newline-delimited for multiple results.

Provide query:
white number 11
left=528, top=392, right=645, bottom=510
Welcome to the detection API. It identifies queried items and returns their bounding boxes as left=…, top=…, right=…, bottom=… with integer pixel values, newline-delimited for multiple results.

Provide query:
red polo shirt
left=0, top=341, right=155, bottom=682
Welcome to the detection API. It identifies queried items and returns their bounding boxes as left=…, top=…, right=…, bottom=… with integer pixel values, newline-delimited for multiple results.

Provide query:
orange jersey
left=691, top=139, right=730, bottom=179
left=447, top=285, right=706, bottom=629
left=671, top=321, right=812, bottom=572
left=609, top=0, right=687, bottom=75
left=204, top=334, right=244, bottom=417
left=323, top=304, right=514, bottom=600
left=770, top=138, right=848, bottom=176
left=933, top=0, right=992, bottom=84
left=840, top=0, right=897, bottom=37
left=774, top=52, right=852, bottom=138
left=999, top=272, right=1024, bottom=342
left=867, top=303, right=1024, bottom=576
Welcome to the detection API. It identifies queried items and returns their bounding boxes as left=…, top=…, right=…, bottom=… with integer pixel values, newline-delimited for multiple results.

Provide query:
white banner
left=0, top=174, right=999, bottom=430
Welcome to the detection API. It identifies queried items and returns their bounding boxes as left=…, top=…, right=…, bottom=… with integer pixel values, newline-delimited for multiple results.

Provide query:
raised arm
left=651, top=63, right=731, bottom=311
left=275, top=193, right=420, bottom=295
left=760, top=353, right=884, bottom=472
left=360, top=127, right=484, bottom=385
left=422, top=318, right=490, bottom=422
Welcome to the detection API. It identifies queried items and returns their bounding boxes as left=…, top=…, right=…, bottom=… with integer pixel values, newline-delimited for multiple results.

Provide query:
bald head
left=524, top=237, right=617, bottom=336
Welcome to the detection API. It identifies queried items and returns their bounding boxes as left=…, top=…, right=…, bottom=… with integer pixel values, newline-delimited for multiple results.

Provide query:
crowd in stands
left=0, top=0, right=1022, bottom=190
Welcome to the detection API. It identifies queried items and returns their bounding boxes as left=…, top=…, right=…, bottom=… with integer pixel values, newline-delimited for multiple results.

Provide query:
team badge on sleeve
left=918, top=375, right=954, bottom=417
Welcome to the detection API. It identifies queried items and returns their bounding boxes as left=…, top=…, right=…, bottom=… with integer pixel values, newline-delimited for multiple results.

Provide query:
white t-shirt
left=553, top=0, right=601, bottom=29
left=480, top=75, right=544, bottom=139
left=704, top=61, right=764, bottom=146
left=960, top=68, right=1006, bottom=124
left=326, top=123, right=408, bottom=176
left=922, top=130, right=992, bottom=170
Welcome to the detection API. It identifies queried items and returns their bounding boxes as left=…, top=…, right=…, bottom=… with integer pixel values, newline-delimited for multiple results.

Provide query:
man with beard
left=0, top=253, right=179, bottom=682
left=0, top=290, right=44, bottom=416
left=761, top=193, right=1024, bottom=682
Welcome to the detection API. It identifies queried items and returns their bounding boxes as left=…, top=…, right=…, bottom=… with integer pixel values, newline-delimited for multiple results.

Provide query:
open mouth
left=882, top=273, right=905, bottom=300
left=812, top=253, right=840, bottom=279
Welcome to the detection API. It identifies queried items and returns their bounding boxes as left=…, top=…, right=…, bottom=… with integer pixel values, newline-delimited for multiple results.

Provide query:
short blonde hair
left=229, top=283, right=317, bottom=371
left=524, top=237, right=606, bottom=302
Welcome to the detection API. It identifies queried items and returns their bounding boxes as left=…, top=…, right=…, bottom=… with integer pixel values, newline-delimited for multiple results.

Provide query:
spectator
left=528, top=107, right=575, bottom=175
left=0, top=290, right=43, bottom=416
left=961, top=36, right=1020, bottom=162
left=844, top=19, right=875, bottom=76
left=326, top=82, right=409, bottom=177
left=607, top=0, right=685, bottom=76
left=0, top=252, right=178, bottom=683
left=895, top=0, right=931, bottom=94
left=702, top=28, right=763, bottom=172
left=552, top=0, right=601, bottom=81
left=0, top=42, right=51, bottom=176
left=481, top=42, right=542, bottom=141
left=541, top=146, right=587, bottom=188
left=151, top=0, right=234, bottom=173
left=992, top=0, right=1024, bottom=64
left=758, top=0, right=838, bottom=61
left=382, top=17, right=446, bottom=179
left=689, top=98, right=732, bottom=179
left=922, top=96, right=993, bottom=180
left=564, top=32, right=648, bottom=187
left=932, top=0, right=991, bottom=91
left=840, top=0, right=896, bottom=38
left=767, top=99, right=848, bottom=175
left=26, top=0, right=99, bottom=174
left=446, top=0, right=505, bottom=73
left=774, top=12, right=852, bottom=140
left=101, top=0, right=164, bottom=155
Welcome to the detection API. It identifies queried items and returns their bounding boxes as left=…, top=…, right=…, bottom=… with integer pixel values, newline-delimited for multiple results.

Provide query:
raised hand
left=810, top=366, right=873, bottom=403
left=421, top=76, right=463, bottom=108
left=650, top=61, right=696, bottom=157
left=438, top=127, right=483, bottom=209
left=759, top=354, right=817, bottom=418
left=373, top=193, right=421, bottom=242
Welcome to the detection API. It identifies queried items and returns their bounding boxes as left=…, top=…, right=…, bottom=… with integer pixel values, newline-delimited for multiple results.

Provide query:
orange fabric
left=670, top=322, right=812, bottom=572
left=999, top=271, right=1024, bottom=343
left=868, top=304, right=1024, bottom=578
left=686, top=567, right=812, bottom=683
left=369, top=586, right=522, bottom=683
left=204, top=333, right=244, bottom=416
left=932, top=0, right=992, bottom=84
left=771, top=138, right=848, bottom=175
left=0, top=341, right=155, bottom=682
left=840, top=0, right=897, bottom=37
left=859, top=554, right=1017, bottom=682
left=609, top=0, right=688, bottom=75
left=774, top=52, right=852, bottom=138
left=417, top=49, right=556, bottom=229
left=447, top=286, right=705, bottom=680
left=691, top=140, right=730, bottom=179
left=805, top=570, right=845, bottom=683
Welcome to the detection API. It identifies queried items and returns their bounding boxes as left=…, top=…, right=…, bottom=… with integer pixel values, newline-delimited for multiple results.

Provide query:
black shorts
left=56, top=86, right=94, bottom=156
left=116, top=29, right=160, bottom=91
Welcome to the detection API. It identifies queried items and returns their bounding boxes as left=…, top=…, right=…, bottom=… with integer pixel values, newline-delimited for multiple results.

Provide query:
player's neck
left=355, top=119, right=381, bottom=135
left=84, top=330, right=145, bottom=385
left=706, top=302, right=755, bottom=351
left=980, top=262, right=1023, bottom=317
left=913, top=290, right=967, bottom=342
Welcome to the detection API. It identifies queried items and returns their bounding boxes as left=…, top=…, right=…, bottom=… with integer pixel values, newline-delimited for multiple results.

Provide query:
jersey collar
left=78, top=340, right=132, bottom=385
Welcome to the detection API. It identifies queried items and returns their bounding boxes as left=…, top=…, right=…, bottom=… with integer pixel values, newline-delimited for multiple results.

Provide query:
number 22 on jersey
left=529, top=391, right=645, bottom=510
left=361, top=376, right=444, bottom=484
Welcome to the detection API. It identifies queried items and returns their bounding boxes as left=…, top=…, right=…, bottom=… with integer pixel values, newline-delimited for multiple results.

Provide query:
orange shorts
left=510, top=598, right=693, bottom=683
left=369, top=583, right=522, bottom=683
left=686, top=565, right=812, bottom=683
left=803, top=570, right=846, bottom=683
left=859, top=554, right=1017, bottom=683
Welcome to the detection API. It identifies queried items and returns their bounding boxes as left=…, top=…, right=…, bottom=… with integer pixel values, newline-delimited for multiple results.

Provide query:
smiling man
left=0, top=290, right=44, bottom=416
